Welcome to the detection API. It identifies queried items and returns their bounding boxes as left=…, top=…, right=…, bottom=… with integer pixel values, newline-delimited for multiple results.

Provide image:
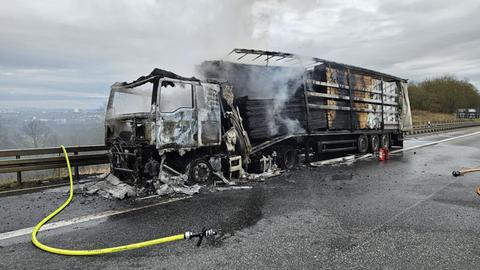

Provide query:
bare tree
left=22, top=119, right=52, bottom=148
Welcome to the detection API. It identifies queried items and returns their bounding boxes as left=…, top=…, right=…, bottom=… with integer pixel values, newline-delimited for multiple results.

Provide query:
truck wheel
left=357, top=134, right=368, bottom=154
left=188, top=159, right=212, bottom=184
left=369, top=134, right=380, bottom=153
left=274, top=146, right=298, bottom=170
left=380, top=134, right=390, bottom=149
left=282, top=149, right=298, bottom=170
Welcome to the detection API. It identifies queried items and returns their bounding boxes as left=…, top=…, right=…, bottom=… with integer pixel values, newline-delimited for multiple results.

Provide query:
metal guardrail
left=406, top=120, right=480, bottom=135
left=0, top=145, right=108, bottom=185
left=1, top=120, right=479, bottom=186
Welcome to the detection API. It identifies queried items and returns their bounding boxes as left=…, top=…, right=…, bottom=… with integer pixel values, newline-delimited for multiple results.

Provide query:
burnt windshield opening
left=158, top=80, right=194, bottom=113
left=107, top=82, right=154, bottom=119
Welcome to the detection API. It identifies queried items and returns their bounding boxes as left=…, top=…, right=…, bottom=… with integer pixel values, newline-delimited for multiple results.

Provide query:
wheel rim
left=192, top=162, right=211, bottom=183
left=371, top=135, right=379, bottom=152
left=284, top=150, right=297, bottom=169
left=358, top=135, right=368, bottom=153
left=381, top=135, right=390, bottom=149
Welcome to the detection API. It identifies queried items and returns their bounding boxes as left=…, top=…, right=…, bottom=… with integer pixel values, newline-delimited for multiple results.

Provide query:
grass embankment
left=412, top=110, right=456, bottom=124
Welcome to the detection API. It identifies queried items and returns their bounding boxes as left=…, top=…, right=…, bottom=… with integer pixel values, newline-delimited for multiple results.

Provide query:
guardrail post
left=74, top=151, right=79, bottom=179
left=16, top=155, right=22, bottom=185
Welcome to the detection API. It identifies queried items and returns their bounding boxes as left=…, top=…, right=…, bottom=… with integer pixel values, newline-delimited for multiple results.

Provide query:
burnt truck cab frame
left=155, top=78, right=222, bottom=152
left=105, top=69, right=248, bottom=186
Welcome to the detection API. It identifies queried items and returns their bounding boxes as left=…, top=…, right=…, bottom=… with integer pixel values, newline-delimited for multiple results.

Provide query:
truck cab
left=105, top=69, right=240, bottom=185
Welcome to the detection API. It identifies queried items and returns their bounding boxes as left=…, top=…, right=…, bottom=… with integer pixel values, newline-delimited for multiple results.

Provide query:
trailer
left=199, top=49, right=412, bottom=167
left=105, top=49, right=412, bottom=188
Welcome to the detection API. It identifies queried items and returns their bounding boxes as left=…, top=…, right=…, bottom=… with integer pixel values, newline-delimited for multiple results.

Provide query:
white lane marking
left=392, top=130, right=480, bottom=154
left=0, top=196, right=190, bottom=242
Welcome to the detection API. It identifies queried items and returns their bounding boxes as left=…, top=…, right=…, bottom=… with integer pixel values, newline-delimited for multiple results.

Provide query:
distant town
left=0, top=107, right=105, bottom=149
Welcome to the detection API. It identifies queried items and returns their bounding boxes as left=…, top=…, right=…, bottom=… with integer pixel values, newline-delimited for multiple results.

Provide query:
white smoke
left=198, top=57, right=314, bottom=136
left=261, top=67, right=306, bottom=136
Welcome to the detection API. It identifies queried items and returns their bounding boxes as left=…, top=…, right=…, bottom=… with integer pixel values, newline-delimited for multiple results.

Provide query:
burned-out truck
left=105, top=49, right=412, bottom=186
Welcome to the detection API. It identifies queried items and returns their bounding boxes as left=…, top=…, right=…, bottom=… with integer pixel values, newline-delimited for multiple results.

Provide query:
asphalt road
left=1, top=128, right=480, bottom=269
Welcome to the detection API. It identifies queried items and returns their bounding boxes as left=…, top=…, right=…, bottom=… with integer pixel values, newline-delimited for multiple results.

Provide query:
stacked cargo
left=306, top=65, right=400, bottom=131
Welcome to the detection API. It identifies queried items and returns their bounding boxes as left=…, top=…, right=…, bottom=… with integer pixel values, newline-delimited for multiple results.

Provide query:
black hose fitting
left=452, top=171, right=462, bottom=177
left=185, top=227, right=217, bottom=246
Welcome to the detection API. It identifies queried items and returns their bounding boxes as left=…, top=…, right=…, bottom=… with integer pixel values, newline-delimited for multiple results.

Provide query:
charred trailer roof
left=220, top=48, right=407, bottom=82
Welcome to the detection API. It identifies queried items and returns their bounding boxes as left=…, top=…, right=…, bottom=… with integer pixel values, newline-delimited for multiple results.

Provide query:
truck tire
left=369, top=134, right=380, bottom=153
left=283, top=149, right=298, bottom=170
left=187, top=158, right=212, bottom=185
left=380, top=134, right=390, bottom=149
left=274, top=146, right=298, bottom=170
left=357, top=134, right=368, bottom=154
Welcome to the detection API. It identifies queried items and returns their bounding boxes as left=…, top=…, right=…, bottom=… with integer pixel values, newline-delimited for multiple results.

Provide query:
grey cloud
left=0, top=0, right=479, bottom=109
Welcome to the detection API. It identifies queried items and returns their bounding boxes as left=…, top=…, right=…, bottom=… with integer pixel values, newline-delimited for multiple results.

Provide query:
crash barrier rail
left=407, top=120, right=480, bottom=135
left=0, top=145, right=109, bottom=185
left=1, top=120, right=480, bottom=185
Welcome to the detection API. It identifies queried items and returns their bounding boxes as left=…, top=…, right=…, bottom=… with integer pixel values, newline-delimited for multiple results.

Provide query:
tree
left=22, top=119, right=53, bottom=148
left=409, top=75, right=480, bottom=113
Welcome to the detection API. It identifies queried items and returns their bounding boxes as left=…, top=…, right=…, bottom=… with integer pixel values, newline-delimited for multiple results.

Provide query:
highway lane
left=1, top=127, right=480, bottom=269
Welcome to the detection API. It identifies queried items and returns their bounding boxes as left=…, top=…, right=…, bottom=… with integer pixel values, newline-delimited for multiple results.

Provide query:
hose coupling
left=185, top=227, right=217, bottom=246
left=203, top=229, right=216, bottom=237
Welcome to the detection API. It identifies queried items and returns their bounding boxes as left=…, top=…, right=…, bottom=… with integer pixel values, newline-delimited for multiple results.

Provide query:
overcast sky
left=0, top=0, right=479, bottom=109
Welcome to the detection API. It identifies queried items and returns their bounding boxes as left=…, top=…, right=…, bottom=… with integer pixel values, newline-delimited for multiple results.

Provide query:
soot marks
left=209, top=188, right=265, bottom=247
left=327, top=235, right=356, bottom=252
left=323, top=172, right=354, bottom=181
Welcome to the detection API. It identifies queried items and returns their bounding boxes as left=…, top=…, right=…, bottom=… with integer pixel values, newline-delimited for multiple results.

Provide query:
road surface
left=1, top=127, right=480, bottom=269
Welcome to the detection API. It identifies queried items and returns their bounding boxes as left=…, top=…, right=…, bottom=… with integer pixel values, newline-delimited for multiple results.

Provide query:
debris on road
left=245, top=170, right=282, bottom=181
left=310, top=155, right=356, bottom=166
left=153, top=171, right=202, bottom=196
left=83, top=171, right=203, bottom=200
left=82, top=173, right=136, bottom=200
left=214, top=186, right=253, bottom=192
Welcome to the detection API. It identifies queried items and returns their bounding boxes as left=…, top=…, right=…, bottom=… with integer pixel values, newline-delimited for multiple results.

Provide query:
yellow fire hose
left=31, top=145, right=215, bottom=256
left=452, top=168, right=480, bottom=196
